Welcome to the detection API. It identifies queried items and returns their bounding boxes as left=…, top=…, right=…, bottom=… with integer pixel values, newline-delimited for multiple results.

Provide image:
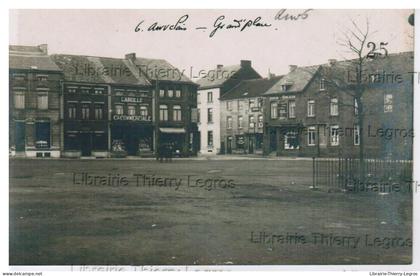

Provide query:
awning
left=159, top=127, right=186, bottom=134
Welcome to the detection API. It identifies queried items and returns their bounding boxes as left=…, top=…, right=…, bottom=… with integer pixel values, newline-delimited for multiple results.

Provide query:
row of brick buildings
left=197, top=53, right=413, bottom=159
left=9, top=45, right=198, bottom=158
left=9, top=44, right=413, bottom=159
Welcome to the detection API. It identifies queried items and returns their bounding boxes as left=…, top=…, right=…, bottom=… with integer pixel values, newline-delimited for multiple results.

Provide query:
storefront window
left=284, top=131, right=299, bottom=150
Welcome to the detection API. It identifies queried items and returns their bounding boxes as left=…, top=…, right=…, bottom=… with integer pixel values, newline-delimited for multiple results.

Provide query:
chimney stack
left=38, top=44, right=48, bottom=55
left=289, top=65, right=297, bottom=72
left=217, top=64, right=223, bottom=69
left=125, top=53, right=136, bottom=61
left=240, top=60, right=251, bottom=68
left=328, top=59, right=337, bottom=66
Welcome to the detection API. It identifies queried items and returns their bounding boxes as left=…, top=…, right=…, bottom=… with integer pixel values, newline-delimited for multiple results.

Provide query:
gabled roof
left=9, top=45, right=61, bottom=72
left=50, top=54, right=151, bottom=86
left=130, top=57, right=194, bottom=84
left=196, top=64, right=242, bottom=89
left=220, top=76, right=283, bottom=101
left=264, top=65, right=320, bottom=95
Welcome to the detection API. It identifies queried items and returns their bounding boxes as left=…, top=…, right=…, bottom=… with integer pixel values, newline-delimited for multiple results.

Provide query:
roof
left=196, top=64, right=242, bottom=89
left=220, top=76, right=283, bottom=101
left=131, top=57, right=194, bottom=84
left=9, top=45, right=61, bottom=72
left=264, top=65, right=320, bottom=95
left=50, top=54, right=150, bottom=85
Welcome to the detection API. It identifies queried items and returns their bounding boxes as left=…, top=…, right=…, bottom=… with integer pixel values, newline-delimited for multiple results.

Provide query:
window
left=227, top=116, right=233, bottom=129
left=168, top=89, right=174, bottom=98
left=284, top=132, right=299, bottom=149
left=238, top=115, right=243, bottom=128
left=160, top=105, right=168, bottom=121
left=68, top=104, right=76, bottom=119
left=270, top=102, right=278, bottom=119
left=249, top=115, right=255, bottom=128
left=197, top=93, right=201, bottom=104
left=115, top=104, right=123, bottom=115
left=227, top=101, right=233, bottom=111
left=95, top=104, right=103, bottom=120
left=68, top=87, right=77, bottom=93
left=288, top=100, right=296, bottom=118
left=330, top=98, right=338, bottom=116
left=330, top=125, right=340, bottom=146
left=320, top=78, right=326, bottom=91
left=354, top=98, right=358, bottom=115
left=173, top=105, right=182, bottom=121
left=14, top=92, right=25, bottom=109
left=139, top=106, right=148, bottom=118
left=249, top=99, right=255, bottom=109
left=258, top=115, right=263, bottom=128
left=37, top=92, right=48, bottom=109
left=307, top=100, right=315, bottom=117
left=384, top=94, right=393, bottom=113
left=175, top=89, right=181, bottom=98
left=354, top=125, right=360, bottom=146
left=197, top=108, right=200, bottom=123
left=13, top=74, right=25, bottom=81
left=94, top=89, right=104, bottom=95
left=37, top=75, right=48, bottom=82
left=207, top=92, right=213, bottom=103
left=81, top=88, right=90, bottom=94
left=35, top=122, right=50, bottom=149
left=238, top=100, right=243, bottom=110
left=207, top=108, right=213, bottom=123
left=207, top=131, right=213, bottom=147
left=308, top=126, right=316, bottom=146
left=159, top=89, right=165, bottom=97
left=279, top=102, right=288, bottom=119
left=128, top=105, right=136, bottom=116
left=81, top=104, right=90, bottom=120
left=281, top=85, right=289, bottom=92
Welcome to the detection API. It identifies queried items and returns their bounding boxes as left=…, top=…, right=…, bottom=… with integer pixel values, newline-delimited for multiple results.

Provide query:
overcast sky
left=9, top=9, right=414, bottom=80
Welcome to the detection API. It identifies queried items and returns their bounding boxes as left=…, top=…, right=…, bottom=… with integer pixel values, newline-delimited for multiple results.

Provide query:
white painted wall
left=197, top=88, right=221, bottom=154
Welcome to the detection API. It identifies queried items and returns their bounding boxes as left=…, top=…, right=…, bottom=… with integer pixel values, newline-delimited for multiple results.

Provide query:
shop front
left=111, top=115, right=153, bottom=156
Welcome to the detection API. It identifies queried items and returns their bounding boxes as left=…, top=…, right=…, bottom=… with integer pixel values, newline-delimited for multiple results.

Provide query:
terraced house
left=51, top=54, right=152, bottom=158
left=263, top=52, right=413, bottom=159
left=196, top=60, right=261, bottom=154
left=219, top=76, right=282, bottom=154
left=125, top=53, right=199, bottom=156
left=9, top=44, right=63, bottom=158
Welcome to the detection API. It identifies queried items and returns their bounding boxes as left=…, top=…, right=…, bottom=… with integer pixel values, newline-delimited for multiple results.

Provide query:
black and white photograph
left=4, top=6, right=420, bottom=274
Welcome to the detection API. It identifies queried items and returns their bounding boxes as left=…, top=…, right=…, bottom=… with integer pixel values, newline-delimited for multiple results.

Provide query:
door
left=227, top=137, right=232, bottom=154
left=269, top=129, right=277, bottom=153
left=80, top=132, right=92, bottom=156
left=15, top=122, right=25, bottom=152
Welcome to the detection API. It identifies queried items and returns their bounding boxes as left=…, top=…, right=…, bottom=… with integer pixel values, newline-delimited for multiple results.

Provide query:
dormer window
left=281, top=85, right=288, bottom=92
left=320, top=78, right=326, bottom=91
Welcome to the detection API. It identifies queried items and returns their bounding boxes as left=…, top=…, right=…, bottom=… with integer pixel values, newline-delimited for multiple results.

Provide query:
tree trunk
left=357, top=98, right=365, bottom=183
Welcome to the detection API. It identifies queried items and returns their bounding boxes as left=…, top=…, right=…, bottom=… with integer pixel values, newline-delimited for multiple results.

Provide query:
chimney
left=125, top=53, right=136, bottom=62
left=328, top=59, right=337, bottom=66
left=268, top=73, right=276, bottom=79
left=38, top=44, right=48, bottom=55
left=289, top=65, right=297, bottom=72
left=217, top=64, right=223, bottom=69
left=240, top=60, right=251, bottom=68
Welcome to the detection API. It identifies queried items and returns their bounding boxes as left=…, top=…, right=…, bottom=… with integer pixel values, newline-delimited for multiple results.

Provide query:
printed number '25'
left=367, top=42, right=388, bottom=59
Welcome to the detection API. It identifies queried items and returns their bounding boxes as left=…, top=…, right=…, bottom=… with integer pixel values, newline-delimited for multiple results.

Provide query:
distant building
left=263, top=53, right=413, bottom=159
left=219, top=76, right=282, bottom=154
left=125, top=53, right=199, bottom=156
left=9, top=44, right=63, bottom=158
left=196, top=60, right=261, bottom=154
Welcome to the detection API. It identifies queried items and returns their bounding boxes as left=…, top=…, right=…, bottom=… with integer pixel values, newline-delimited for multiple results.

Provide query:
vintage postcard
left=7, top=9, right=416, bottom=270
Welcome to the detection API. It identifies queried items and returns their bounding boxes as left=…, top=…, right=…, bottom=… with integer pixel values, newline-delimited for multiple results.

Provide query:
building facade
left=9, top=45, right=63, bottom=158
left=220, top=76, right=282, bottom=154
left=263, top=53, right=413, bottom=159
left=196, top=60, right=261, bottom=154
left=51, top=54, right=152, bottom=158
left=126, top=54, right=199, bottom=156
